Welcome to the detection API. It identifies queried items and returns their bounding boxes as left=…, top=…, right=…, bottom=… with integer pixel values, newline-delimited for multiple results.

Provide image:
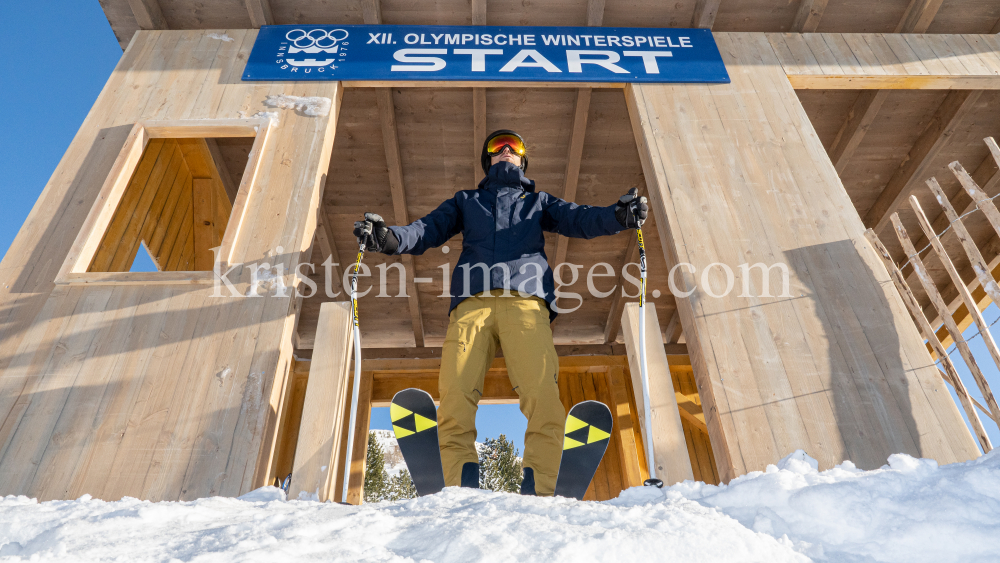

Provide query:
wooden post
left=864, top=229, right=993, bottom=451
left=346, top=371, right=374, bottom=505
left=288, top=302, right=355, bottom=501
left=620, top=302, right=694, bottom=485
left=951, top=156, right=1000, bottom=242
left=890, top=214, right=1000, bottom=429
left=924, top=177, right=1000, bottom=313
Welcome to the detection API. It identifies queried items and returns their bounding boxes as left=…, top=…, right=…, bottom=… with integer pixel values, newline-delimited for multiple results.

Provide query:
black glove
left=615, top=187, right=648, bottom=229
left=353, top=212, right=399, bottom=254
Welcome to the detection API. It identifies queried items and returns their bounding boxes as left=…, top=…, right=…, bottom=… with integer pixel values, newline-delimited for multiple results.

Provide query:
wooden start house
left=3, top=0, right=1000, bottom=504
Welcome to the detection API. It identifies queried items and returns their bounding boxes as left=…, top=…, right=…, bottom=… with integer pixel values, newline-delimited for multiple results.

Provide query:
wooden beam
left=288, top=302, right=355, bottom=502
left=472, top=89, right=486, bottom=183
left=243, top=0, right=273, bottom=27
left=127, top=0, right=167, bottom=29
left=620, top=302, right=694, bottom=485
left=553, top=88, right=593, bottom=270
left=865, top=90, right=981, bottom=232
left=691, top=0, right=722, bottom=29
left=603, top=231, right=638, bottom=343
left=791, top=0, right=828, bottom=33
left=827, top=90, right=888, bottom=175
left=587, top=0, right=605, bottom=26
left=294, top=343, right=689, bottom=358
left=991, top=17, right=1000, bottom=34
left=471, top=0, right=487, bottom=181
left=361, top=0, right=381, bottom=24
left=374, top=88, right=425, bottom=347
left=372, top=371, right=520, bottom=406
left=471, top=0, right=486, bottom=25
left=313, top=212, right=347, bottom=300
left=555, top=0, right=603, bottom=270
left=664, top=310, right=684, bottom=344
left=894, top=0, right=945, bottom=33
left=203, top=139, right=237, bottom=204
left=676, top=400, right=708, bottom=434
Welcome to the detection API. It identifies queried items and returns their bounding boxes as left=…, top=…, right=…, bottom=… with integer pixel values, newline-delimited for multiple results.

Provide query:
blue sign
left=242, top=25, right=729, bottom=83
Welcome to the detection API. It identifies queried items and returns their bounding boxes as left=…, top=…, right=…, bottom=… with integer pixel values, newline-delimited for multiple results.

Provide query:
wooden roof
left=100, top=0, right=1000, bottom=49
left=109, top=1, right=1000, bottom=350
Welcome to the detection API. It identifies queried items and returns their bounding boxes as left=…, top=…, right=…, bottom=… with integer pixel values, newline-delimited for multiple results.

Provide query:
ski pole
left=636, top=220, right=663, bottom=488
left=341, top=228, right=368, bottom=503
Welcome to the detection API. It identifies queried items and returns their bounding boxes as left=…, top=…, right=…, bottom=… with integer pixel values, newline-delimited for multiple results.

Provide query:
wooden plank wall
left=0, top=30, right=340, bottom=501
left=626, top=32, right=980, bottom=482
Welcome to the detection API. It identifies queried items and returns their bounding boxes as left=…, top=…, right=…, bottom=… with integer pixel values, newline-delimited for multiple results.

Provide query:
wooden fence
left=865, top=136, right=1000, bottom=453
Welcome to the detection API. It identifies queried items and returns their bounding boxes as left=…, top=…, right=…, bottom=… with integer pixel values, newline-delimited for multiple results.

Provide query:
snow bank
left=665, top=449, right=1000, bottom=562
left=0, top=450, right=997, bottom=562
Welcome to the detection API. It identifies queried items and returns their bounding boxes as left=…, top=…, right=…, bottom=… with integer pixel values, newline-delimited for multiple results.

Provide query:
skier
left=354, top=130, right=647, bottom=496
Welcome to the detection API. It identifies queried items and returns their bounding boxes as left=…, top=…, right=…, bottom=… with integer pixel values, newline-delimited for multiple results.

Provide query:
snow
left=206, top=32, right=234, bottom=42
left=263, top=94, right=332, bottom=117
left=1, top=450, right=998, bottom=562
left=236, top=110, right=280, bottom=126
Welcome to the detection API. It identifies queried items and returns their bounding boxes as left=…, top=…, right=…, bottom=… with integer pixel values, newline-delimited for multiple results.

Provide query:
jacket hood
left=478, top=161, right=536, bottom=192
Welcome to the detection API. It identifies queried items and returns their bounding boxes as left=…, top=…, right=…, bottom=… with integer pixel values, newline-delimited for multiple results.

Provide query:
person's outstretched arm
left=354, top=197, right=462, bottom=255
left=541, top=187, right=648, bottom=238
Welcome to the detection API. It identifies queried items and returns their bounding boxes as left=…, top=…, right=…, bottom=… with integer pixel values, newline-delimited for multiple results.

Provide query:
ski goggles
left=486, top=134, right=526, bottom=156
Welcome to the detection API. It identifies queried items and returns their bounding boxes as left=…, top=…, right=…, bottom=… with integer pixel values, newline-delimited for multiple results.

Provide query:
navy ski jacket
left=388, top=162, right=623, bottom=320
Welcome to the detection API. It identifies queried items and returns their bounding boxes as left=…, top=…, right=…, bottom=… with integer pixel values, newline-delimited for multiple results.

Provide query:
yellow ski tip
left=563, top=436, right=585, bottom=450
left=587, top=425, right=611, bottom=444
left=390, top=402, right=412, bottom=422
left=393, top=425, right=414, bottom=438
left=565, top=414, right=588, bottom=433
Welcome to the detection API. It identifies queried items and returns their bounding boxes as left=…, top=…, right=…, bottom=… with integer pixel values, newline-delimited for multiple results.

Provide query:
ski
left=554, top=400, right=613, bottom=500
left=390, top=388, right=446, bottom=496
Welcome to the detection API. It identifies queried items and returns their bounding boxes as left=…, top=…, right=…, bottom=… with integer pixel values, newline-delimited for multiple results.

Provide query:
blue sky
left=0, top=2, right=996, bottom=461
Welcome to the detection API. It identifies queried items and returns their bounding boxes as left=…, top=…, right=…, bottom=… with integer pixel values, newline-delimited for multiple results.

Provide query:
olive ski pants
left=438, top=290, right=565, bottom=495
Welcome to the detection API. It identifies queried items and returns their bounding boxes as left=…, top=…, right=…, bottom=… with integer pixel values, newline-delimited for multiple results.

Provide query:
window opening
left=129, top=241, right=160, bottom=273
left=87, top=137, right=252, bottom=273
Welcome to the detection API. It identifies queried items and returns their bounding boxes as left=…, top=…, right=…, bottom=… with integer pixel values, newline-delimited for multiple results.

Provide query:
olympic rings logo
left=285, top=28, right=348, bottom=49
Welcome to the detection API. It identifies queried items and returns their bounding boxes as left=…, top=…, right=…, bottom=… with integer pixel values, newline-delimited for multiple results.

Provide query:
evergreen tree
left=363, top=431, right=389, bottom=503
left=478, top=434, right=523, bottom=493
left=386, top=469, right=418, bottom=500
left=363, top=431, right=418, bottom=502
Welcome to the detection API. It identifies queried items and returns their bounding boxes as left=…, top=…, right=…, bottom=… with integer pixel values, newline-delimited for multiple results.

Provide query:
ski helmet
left=481, top=129, right=529, bottom=175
